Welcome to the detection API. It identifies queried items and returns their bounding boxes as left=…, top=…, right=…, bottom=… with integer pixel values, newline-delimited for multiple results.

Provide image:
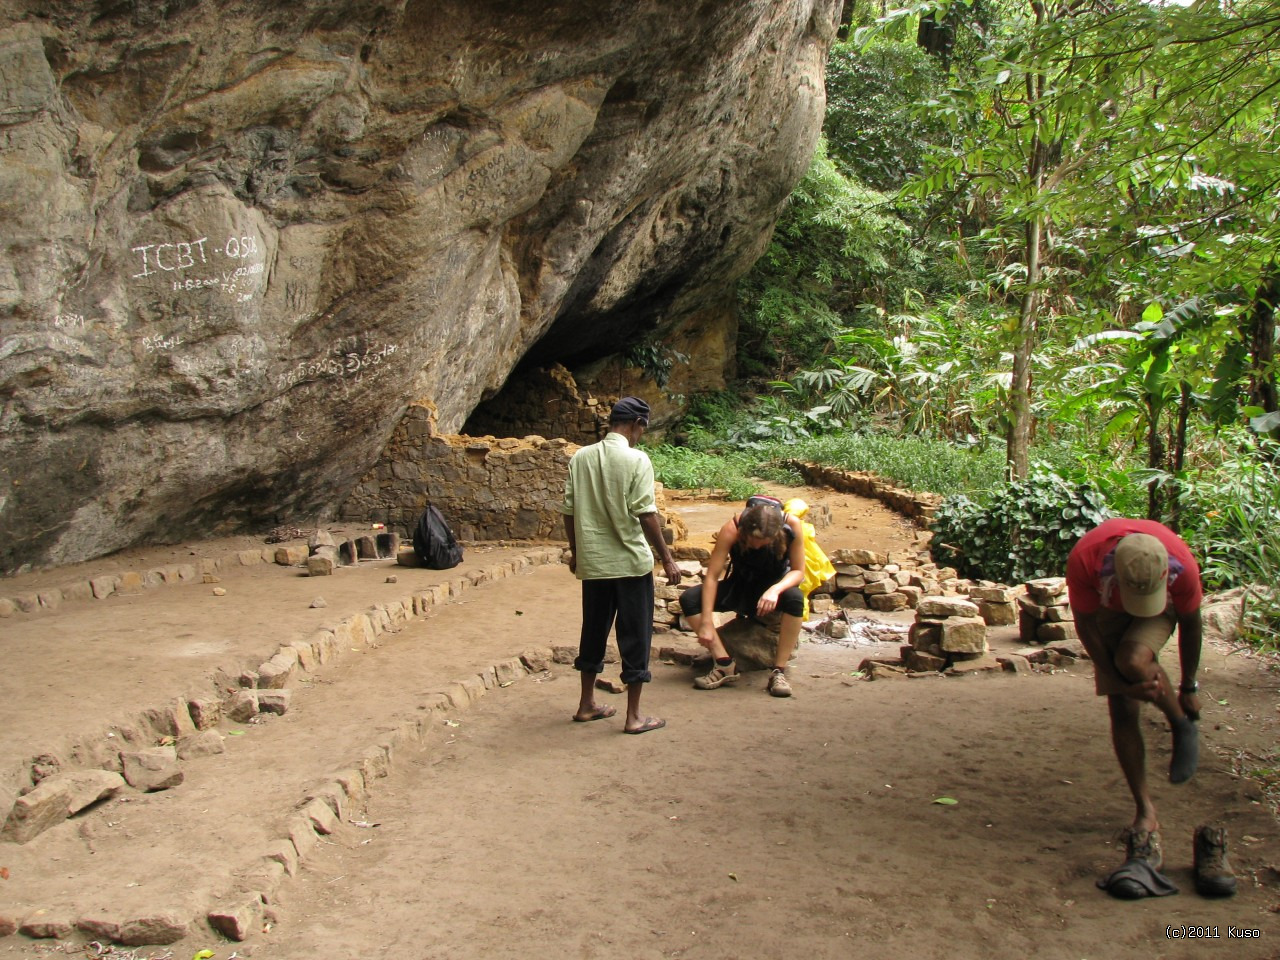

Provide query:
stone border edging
left=204, top=548, right=563, bottom=941
left=782, top=460, right=941, bottom=524
left=0, top=534, right=414, bottom=620
left=0, top=546, right=283, bottom=620
left=2, top=547, right=563, bottom=947
left=206, top=650, right=547, bottom=942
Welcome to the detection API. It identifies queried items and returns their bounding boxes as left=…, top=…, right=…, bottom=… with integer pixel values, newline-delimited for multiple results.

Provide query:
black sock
left=716, top=656, right=733, bottom=667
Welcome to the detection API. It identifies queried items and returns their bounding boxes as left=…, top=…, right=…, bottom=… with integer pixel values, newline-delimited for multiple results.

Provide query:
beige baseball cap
left=1114, top=533, right=1169, bottom=617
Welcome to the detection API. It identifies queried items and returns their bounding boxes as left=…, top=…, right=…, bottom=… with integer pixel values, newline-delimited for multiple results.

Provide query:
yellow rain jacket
left=784, top=498, right=836, bottom=618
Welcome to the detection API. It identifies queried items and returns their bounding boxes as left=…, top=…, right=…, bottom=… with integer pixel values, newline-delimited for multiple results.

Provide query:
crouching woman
left=680, top=498, right=805, bottom=698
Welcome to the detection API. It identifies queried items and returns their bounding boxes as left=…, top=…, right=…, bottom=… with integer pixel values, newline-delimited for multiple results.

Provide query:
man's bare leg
left=573, top=671, right=616, bottom=722
left=1114, top=640, right=1198, bottom=783
left=1108, top=693, right=1158, bottom=832
left=623, top=681, right=664, bottom=734
left=1114, top=643, right=1184, bottom=722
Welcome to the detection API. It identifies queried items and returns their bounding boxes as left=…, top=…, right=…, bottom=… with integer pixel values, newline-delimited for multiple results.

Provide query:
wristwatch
left=1180, top=680, right=1199, bottom=693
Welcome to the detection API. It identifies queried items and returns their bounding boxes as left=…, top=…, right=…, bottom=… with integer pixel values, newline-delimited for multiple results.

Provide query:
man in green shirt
left=562, top=396, right=682, bottom=734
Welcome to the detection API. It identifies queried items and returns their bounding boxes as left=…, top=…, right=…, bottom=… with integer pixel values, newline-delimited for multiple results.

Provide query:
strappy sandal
left=693, top=663, right=740, bottom=690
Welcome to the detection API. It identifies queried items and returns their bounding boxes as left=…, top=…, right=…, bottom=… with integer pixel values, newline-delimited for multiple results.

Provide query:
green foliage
left=647, top=445, right=760, bottom=501
left=623, top=337, right=688, bottom=389
left=671, top=0, right=1280, bottom=652
left=736, top=139, right=910, bottom=374
left=1029, top=0, right=1280, bottom=303
left=930, top=465, right=1112, bottom=583
left=773, top=293, right=1015, bottom=442
left=676, top=392, right=754, bottom=452
left=781, top=430, right=1005, bottom=497
left=726, top=397, right=849, bottom=451
left=1178, top=433, right=1280, bottom=652
left=824, top=38, right=948, bottom=191
left=670, top=394, right=1006, bottom=497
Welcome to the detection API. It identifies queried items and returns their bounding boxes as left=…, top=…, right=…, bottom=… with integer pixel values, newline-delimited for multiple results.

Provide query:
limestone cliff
left=0, top=0, right=839, bottom=573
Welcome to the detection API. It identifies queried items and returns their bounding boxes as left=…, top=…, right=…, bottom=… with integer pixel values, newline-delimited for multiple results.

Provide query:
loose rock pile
left=967, top=583, right=1019, bottom=626
left=827, top=546, right=958, bottom=613
left=1018, top=577, right=1079, bottom=644
left=560, top=512, right=1099, bottom=685
left=913, top=595, right=990, bottom=656
left=646, top=539, right=1021, bottom=675
left=648, top=541, right=983, bottom=630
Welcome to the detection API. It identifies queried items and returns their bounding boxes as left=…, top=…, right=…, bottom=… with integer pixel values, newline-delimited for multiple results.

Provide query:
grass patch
left=646, top=445, right=761, bottom=500
left=772, top=433, right=1006, bottom=496
left=650, top=430, right=1005, bottom=499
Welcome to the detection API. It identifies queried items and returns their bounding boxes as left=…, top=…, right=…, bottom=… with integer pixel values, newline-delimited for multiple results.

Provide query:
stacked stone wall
left=1018, top=577, right=1078, bottom=644
left=339, top=403, right=688, bottom=546
left=463, top=365, right=609, bottom=445
left=340, top=405, right=576, bottom=542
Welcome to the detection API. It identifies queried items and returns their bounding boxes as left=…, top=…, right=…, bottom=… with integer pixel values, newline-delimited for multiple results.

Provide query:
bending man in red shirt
left=1066, top=518, right=1233, bottom=897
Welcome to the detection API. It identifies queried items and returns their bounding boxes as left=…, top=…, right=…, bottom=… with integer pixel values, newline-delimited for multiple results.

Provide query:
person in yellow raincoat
left=783, top=498, right=835, bottom=619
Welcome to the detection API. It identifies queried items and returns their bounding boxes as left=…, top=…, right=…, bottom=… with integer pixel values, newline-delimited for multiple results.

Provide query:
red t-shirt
left=1066, top=518, right=1202, bottom=616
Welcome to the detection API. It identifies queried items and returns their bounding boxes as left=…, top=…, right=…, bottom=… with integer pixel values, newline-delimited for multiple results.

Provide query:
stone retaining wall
left=339, top=403, right=687, bottom=547
left=339, top=404, right=576, bottom=541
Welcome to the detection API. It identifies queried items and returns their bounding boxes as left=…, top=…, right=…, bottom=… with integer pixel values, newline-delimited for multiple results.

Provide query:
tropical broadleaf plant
left=930, top=464, right=1113, bottom=583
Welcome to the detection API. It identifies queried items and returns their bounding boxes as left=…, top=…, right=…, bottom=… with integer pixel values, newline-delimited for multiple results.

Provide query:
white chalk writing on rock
left=142, top=333, right=184, bottom=353
left=277, top=340, right=399, bottom=392
left=130, top=234, right=262, bottom=279
left=169, top=261, right=265, bottom=294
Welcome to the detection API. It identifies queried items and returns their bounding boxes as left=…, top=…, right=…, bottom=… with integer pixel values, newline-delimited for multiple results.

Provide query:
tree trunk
left=1247, top=262, right=1279, bottom=415
left=1006, top=9, right=1047, bottom=482
left=1006, top=215, right=1040, bottom=481
left=916, top=11, right=956, bottom=71
left=1166, top=381, right=1191, bottom=532
left=1146, top=390, right=1165, bottom=521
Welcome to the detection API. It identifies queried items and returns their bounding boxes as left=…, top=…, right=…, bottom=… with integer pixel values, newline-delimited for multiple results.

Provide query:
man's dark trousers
left=575, top=574, right=655, bottom=685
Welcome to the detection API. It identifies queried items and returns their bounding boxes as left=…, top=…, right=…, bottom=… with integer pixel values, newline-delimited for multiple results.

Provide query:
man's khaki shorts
left=1093, top=607, right=1177, bottom=696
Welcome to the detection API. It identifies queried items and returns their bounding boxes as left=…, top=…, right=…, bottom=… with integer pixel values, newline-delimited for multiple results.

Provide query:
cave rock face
left=0, top=0, right=838, bottom=572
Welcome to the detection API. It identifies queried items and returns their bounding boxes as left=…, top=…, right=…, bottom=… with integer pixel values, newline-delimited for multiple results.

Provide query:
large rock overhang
left=0, top=0, right=838, bottom=573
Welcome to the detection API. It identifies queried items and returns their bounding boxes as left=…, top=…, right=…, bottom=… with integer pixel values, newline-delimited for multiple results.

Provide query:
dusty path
left=251, top=641, right=1280, bottom=960
left=0, top=484, right=1277, bottom=959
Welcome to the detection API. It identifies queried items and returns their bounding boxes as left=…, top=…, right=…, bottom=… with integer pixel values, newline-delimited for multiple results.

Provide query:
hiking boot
left=1193, top=824, right=1237, bottom=898
left=1122, top=827, right=1164, bottom=871
left=693, top=663, right=739, bottom=690
left=767, top=668, right=792, bottom=698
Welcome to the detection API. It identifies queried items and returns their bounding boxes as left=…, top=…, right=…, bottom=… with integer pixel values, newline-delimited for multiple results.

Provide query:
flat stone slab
left=1, top=770, right=126, bottom=844
left=917, top=596, right=980, bottom=618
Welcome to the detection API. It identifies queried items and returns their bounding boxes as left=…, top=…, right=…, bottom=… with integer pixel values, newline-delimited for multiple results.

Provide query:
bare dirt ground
left=1, top=483, right=1279, bottom=960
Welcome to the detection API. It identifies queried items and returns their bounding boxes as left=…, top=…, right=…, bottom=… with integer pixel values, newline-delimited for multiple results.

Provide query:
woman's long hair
left=736, top=503, right=788, bottom=558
